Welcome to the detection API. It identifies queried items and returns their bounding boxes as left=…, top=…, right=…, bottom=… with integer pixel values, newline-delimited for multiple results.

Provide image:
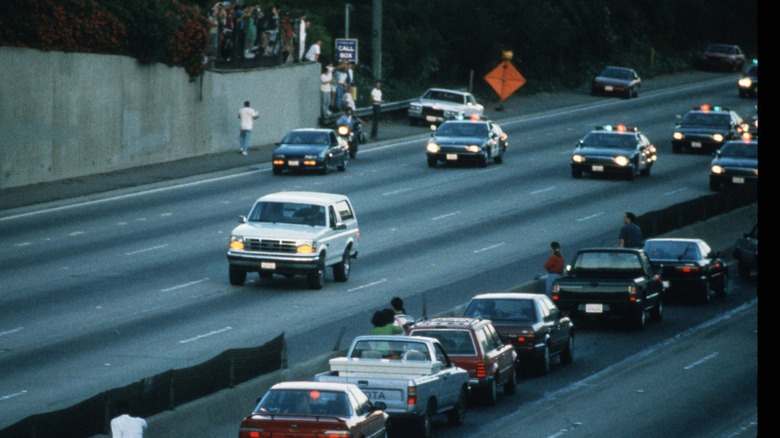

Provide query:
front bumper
left=571, top=162, right=635, bottom=177
left=227, top=251, right=320, bottom=275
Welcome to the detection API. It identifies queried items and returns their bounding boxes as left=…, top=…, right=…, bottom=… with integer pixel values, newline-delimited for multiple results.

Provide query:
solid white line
left=474, top=242, right=506, bottom=253
left=0, top=390, right=28, bottom=401
left=0, top=327, right=23, bottom=337
left=125, top=244, right=169, bottom=256
left=347, top=279, right=388, bottom=292
left=664, top=188, right=688, bottom=196
left=577, top=212, right=605, bottom=222
left=683, top=352, right=719, bottom=370
left=161, top=278, right=210, bottom=292
left=531, top=186, right=557, bottom=195
left=382, top=187, right=413, bottom=196
left=432, top=211, right=461, bottom=221
left=179, top=326, right=232, bottom=344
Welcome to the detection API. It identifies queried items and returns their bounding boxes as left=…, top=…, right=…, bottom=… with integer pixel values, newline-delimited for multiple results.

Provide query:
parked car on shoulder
left=591, top=66, right=641, bottom=98
left=695, top=43, right=745, bottom=71
left=408, top=317, right=517, bottom=405
left=570, top=124, right=657, bottom=180
left=738, top=61, right=758, bottom=98
left=709, top=135, right=758, bottom=191
left=408, top=88, right=484, bottom=126
left=672, top=104, right=744, bottom=154
left=227, top=191, right=359, bottom=289
left=238, top=381, right=388, bottom=438
left=425, top=118, right=508, bottom=168
left=643, top=238, right=728, bottom=304
left=462, top=293, right=574, bottom=375
left=272, top=128, right=349, bottom=175
left=734, top=223, right=758, bottom=278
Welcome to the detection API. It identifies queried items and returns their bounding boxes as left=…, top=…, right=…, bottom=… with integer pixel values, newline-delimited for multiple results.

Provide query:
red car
left=695, top=44, right=745, bottom=72
left=409, top=317, right=518, bottom=405
left=591, top=66, right=641, bottom=99
left=238, top=381, right=388, bottom=438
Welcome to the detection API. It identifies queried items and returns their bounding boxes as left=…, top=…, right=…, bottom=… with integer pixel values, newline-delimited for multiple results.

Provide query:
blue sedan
left=272, top=129, right=349, bottom=175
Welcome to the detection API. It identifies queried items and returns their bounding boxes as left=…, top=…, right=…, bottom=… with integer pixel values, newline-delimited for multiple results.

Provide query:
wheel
left=427, top=156, right=438, bottom=168
left=229, top=265, right=246, bottom=285
left=447, top=388, right=467, bottom=426
left=493, top=154, right=503, bottom=164
left=626, top=167, right=636, bottom=180
left=560, top=336, right=574, bottom=365
left=272, top=167, right=282, bottom=175
left=640, top=165, right=651, bottom=177
left=650, top=297, right=663, bottom=321
left=417, top=403, right=433, bottom=438
left=699, top=281, right=712, bottom=304
left=572, top=167, right=583, bottom=178
left=633, top=87, right=639, bottom=98
left=478, top=154, right=488, bottom=168
left=483, top=378, right=498, bottom=406
left=503, top=367, right=517, bottom=394
left=632, top=309, right=647, bottom=330
left=258, top=271, right=273, bottom=280
left=321, top=162, right=330, bottom=175
left=332, top=248, right=351, bottom=282
left=716, top=273, right=728, bottom=298
left=349, top=144, right=357, bottom=159
left=536, top=344, right=551, bottom=374
left=307, top=257, right=325, bottom=290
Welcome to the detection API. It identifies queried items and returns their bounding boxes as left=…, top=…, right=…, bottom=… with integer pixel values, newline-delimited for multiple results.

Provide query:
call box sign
left=336, top=39, right=358, bottom=64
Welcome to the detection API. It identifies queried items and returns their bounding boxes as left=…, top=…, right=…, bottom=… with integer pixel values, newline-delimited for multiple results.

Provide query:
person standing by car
left=111, top=400, right=147, bottom=437
left=390, top=296, right=414, bottom=330
left=618, top=212, right=643, bottom=248
left=543, top=241, right=564, bottom=298
left=238, top=101, right=259, bottom=156
left=370, top=308, right=402, bottom=335
left=370, top=80, right=383, bottom=140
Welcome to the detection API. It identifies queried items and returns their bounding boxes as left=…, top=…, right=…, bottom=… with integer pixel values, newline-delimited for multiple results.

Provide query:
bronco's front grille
left=245, top=238, right=298, bottom=253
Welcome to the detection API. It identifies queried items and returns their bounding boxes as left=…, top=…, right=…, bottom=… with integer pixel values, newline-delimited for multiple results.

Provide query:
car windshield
left=643, top=241, right=701, bottom=261
left=282, top=131, right=330, bottom=145
left=248, top=201, right=326, bottom=226
left=601, top=68, right=632, bottom=80
left=572, top=252, right=643, bottom=278
left=411, top=329, right=476, bottom=355
left=423, top=90, right=465, bottom=104
left=745, top=64, right=758, bottom=76
left=436, top=122, right=488, bottom=137
left=720, top=142, right=758, bottom=159
left=256, top=389, right=351, bottom=416
left=681, top=112, right=730, bottom=127
left=581, top=132, right=634, bottom=149
left=707, top=44, right=736, bottom=54
left=463, top=298, right=536, bottom=323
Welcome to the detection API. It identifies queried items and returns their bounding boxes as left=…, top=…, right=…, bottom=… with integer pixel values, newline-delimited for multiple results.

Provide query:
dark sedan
left=425, top=118, right=508, bottom=168
left=272, top=128, right=349, bottom=175
left=462, top=292, right=574, bottom=375
left=591, top=66, right=641, bottom=99
left=709, top=136, right=758, bottom=191
left=738, top=62, right=758, bottom=98
left=571, top=124, right=657, bottom=180
left=672, top=105, right=744, bottom=154
left=643, top=238, right=728, bottom=304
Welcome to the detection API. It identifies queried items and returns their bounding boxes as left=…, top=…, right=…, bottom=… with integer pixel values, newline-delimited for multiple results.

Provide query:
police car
left=571, top=124, right=658, bottom=180
left=671, top=104, right=744, bottom=154
left=425, top=115, right=508, bottom=168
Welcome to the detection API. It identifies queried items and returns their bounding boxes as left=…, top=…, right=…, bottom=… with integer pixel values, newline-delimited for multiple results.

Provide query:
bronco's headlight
left=738, top=77, right=753, bottom=88
left=426, top=143, right=440, bottom=153
left=229, top=236, right=245, bottom=250
left=466, top=145, right=481, bottom=153
left=614, top=156, right=630, bottom=166
left=297, top=243, right=316, bottom=253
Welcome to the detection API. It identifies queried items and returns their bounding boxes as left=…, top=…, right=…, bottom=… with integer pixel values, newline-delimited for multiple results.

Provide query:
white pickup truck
left=314, top=335, right=469, bottom=437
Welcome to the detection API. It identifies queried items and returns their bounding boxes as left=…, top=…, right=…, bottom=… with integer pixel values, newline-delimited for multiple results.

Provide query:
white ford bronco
left=227, top=191, right=359, bottom=289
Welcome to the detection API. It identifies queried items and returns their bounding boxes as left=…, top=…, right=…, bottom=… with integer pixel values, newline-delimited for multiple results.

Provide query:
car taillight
left=476, top=362, right=487, bottom=378
left=408, top=383, right=417, bottom=405
left=238, top=428, right=269, bottom=438
left=319, top=431, right=351, bottom=438
left=677, top=266, right=701, bottom=273
left=628, top=284, right=638, bottom=301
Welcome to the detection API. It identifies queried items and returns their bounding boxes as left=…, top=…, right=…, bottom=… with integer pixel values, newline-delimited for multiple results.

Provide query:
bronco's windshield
left=248, top=202, right=326, bottom=226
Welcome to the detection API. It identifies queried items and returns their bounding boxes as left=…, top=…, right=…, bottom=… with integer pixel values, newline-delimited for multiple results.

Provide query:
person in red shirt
left=543, top=241, right=564, bottom=298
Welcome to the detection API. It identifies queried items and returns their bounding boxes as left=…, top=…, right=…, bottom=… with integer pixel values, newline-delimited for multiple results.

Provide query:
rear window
left=410, top=329, right=476, bottom=355
left=334, top=200, right=354, bottom=221
left=574, top=252, right=642, bottom=270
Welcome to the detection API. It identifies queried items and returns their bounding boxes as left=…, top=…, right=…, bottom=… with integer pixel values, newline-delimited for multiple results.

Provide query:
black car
left=694, top=43, right=745, bottom=72
left=425, top=118, right=508, bottom=168
left=643, top=238, right=728, bottom=304
left=734, top=224, right=758, bottom=278
left=738, top=62, right=758, bottom=98
left=671, top=105, right=744, bottom=154
left=462, top=292, right=574, bottom=375
left=709, top=137, right=758, bottom=191
left=272, top=128, right=349, bottom=175
left=570, top=124, right=657, bottom=180
left=591, top=66, right=641, bottom=99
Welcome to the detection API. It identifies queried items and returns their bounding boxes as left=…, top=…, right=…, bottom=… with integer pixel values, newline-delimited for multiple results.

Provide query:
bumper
left=428, top=152, right=485, bottom=163
left=571, top=163, right=634, bottom=177
left=672, top=139, right=724, bottom=153
left=710, top=173, right=757, bottom=188
left=272, top=160, right=328, bottom=172
left=556, top=300, right=641, bottom=321
left=227, top=252, right=320, bottom=275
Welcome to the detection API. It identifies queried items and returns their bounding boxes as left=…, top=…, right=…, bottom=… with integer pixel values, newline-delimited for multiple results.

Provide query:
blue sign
left=336, top=39, right=358, bottom=64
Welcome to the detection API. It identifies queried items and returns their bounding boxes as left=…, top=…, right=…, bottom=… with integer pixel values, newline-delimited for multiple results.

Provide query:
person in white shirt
left=304, top=39, right=321, bottom=62
left=320, top=64, right=334, bottom=117
left=111, top=400, right=147, bottom=438
left=370, top=80, right=383, bottom=140
left=238, top=101, right=260, bottom=155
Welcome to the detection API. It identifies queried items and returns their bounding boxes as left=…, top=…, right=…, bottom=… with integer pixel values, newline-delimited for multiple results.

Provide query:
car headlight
left=738, top=77, right=753, bottom=88
left=613, top=156, right=630, bottom=166
left=409, top=104, right=422, bottom=113
left=672, top=132, right=684, bottom=140
left=572, top=154, right=585, bottom=163
left=711, top=165, right=725, bottom=175
left=712, top=133, right=724, bottom=142
left=426, top=143, right=440, bottom=153
left=229, top=236, right=245, bottom=250
left=466, top=145, right=481, bottom=153
left=297, top=243, right=316, bottom=253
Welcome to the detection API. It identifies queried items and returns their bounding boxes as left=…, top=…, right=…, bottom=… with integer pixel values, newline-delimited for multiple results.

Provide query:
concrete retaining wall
left=0, top=47, right=320, bottom=189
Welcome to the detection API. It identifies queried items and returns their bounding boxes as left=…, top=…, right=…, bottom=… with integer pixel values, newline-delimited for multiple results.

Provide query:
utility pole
left=372, top=0, right=382, bottom=80
left=345, top=3, right=352, bottom=38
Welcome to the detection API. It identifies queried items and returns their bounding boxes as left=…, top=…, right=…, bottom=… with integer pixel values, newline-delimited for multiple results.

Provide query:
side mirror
left=238, top=215, right=248, bottom=224
left=333, top=222, right=347, bottom=230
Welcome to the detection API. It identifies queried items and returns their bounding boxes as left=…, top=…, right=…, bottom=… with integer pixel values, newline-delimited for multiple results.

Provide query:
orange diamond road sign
left=484, top=60, right=526, bottom=102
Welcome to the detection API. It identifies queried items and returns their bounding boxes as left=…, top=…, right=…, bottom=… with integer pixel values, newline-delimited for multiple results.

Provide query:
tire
left=633, top=87, right=639, bottom=98
left=307, top=257, right=325, bottom=290
left=332, top=248, right=351, bottom=282
left=503, top=367, right=517, bottom=394
left=417, top=404, right=433, bottom=438
left=427, top=156, right=438, bottom=168
left=321, top=162, right=330, bottom=175
left=572, top=168, right=583, bottom=179
left=272, top=167, right=282, bottom=175
left=483, top=378, right=498, bottom=406
left=560, top=336, right=574, bottom=365
left=716, top=273, right=728, bottom=298
left=632, top=308, right=647, bottom=331
left=699, top=281, right=712, bottom=304
left=493, top=154, right=503, bottom=164
left=650, top=297, right=664, bottom=321
left=478, top=154, right=488, bottom=168
left=626, top=167, right=635, bottom=181
left=536, top=344, right=551, bottom=375
left=710, top=178, right=720, bottom=191
left=640, top=165, right=651, bottom=177
left=229, top=265, right=246, bottom=286
left=447, top=388, right=467, bottom=426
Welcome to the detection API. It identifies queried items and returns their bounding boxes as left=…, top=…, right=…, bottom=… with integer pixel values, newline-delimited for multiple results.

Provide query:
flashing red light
left=741, top=133, right=753, bottom=142
left=310, top=390, right=321, bottom=400
left=470, top=113, right=481, bottom=121
left=700, top=104, right=711, bottom=112
left=615, top=124, right=627, bottom=132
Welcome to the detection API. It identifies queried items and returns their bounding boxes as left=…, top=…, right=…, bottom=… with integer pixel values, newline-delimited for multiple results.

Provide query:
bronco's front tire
left=229, top=265, right=246, bottom=285
left=308, top=257, right=325, bottom=290
left=333, top=248, right=352, bottom=282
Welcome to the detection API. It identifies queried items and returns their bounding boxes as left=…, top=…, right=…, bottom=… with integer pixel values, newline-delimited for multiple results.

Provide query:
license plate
left=592, top=165, right=604, bottom=172
left=691, top=141, right=702, bottom=148
left=363, top=389, right=402, bottom=402
left=585, top=303, right=603, bottom=314
left=446, top=154, right=458, bottom=161
left=732, top=177, right=745, bottom=184
left=261, top=262, right=276, bottom=270
left=605, top=85, right=613, bottom=91
left=288, top=160, right=299, bottom=166
left=662, top=280, right=670, bottom=289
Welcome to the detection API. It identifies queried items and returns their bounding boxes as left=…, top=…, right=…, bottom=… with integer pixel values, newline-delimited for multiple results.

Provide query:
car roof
left=411, top=317, right=489, bottom=329
left=425, top=87, right=471, bottom=96
left=286, top=128, right=335, bottom=134
left=470, top=292, right=541, bottom=301
left=603, top=66, right=634, bottom=72
left=270, top=381, right=357, bottom=392
left=644, top=238, right=706, bottom=245
left=257, top=191, right=349, bottom=205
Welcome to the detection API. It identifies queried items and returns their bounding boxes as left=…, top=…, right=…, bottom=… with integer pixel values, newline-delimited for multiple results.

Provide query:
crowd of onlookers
left=207, top=2, right=309, bottom=64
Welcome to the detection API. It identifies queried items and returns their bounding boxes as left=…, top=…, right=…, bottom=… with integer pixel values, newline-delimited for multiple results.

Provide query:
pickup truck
left=551, top=248, right=664, bottom=330
left=314, top=335, right=469, bottom=437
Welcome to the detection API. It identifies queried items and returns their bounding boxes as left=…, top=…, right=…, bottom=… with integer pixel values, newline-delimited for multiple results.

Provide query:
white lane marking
left=179, top=326, right=232, bottom=344
left=665, top=188, right=688, bottom=196
left=0, top=390, right=28, bottom=401
left=683, top=352, right=719, bottom=370
left=383, top=187, right=413, bottom=196
left=125, top=244, right=168, bottom=256
left=14, top=242, right=31, bottom=247
left=68, top=231, right=85, bottom=236
left=531, top=186, right=557, bottom=195
left=161, top=278, right=209, bottom=292
left=432, top=211, right=461, bottom=221
left=0, top=327, right=23, bottom=337
left=474, top=242, right=506, bottom=253
left=347, top=279, right=388, bottom=292
left=161, top=212, right=173, bottom=217
left=577, top=212, right=605, bottom=221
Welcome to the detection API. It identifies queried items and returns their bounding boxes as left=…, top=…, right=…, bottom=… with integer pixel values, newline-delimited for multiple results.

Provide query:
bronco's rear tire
left=229, top=265, right=246, bottom=285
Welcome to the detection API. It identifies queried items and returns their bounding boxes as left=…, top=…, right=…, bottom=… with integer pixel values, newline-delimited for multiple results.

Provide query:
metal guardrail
left=320, top=98, right=415, bottom=127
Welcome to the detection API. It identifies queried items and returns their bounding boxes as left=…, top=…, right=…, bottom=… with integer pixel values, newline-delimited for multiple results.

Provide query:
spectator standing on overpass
left=320, top=63, right=334, bottom=117
left=305, top=39, right=321, bottom=62
left=111, top=400, right=147, bottom=437
left=370, top=80, right=383, bottom=140
left=618, top=212, right=643, bottom=248
left=543, top=241, right=564, bottom=298
left=238, top=101, right=259, bottom=155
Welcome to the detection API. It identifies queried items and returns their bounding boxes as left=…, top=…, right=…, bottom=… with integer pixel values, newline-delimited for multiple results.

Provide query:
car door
left=348, top=387, right=387, bottom=437
left=483, top=323, right=514, bottom=382
left=434, top=343, right=463, bottom=408
left=539, top=297, right=567, bottom=354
